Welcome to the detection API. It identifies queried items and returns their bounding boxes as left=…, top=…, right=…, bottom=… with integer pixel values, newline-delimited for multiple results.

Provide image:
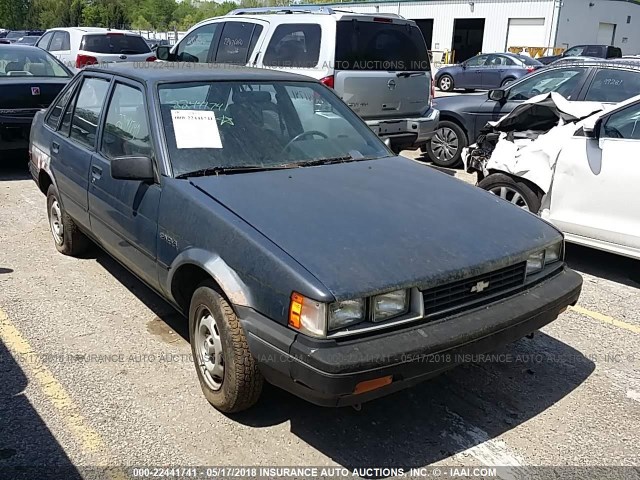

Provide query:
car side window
left=214, top=22, right=258, bottom=64
left=36, top=31, right=54, bottom=50
left=49, top=31, right=70, bottom=51
left=176, top=23, right=218, bottom=63
left=584, top=69, right=640, bottom=103
left=46, top=80, right=79, bottom=129
left=564, top=46, right=585, bottom=57
left=487, top=55, right=508, bottom=66
left=101, top=83, right=153, bottom=159
left=465, top=55, right=488, bottom=67
left=508, top=68, right=585, bottom=101
left=602, top=103, right=640, bottom=140
left=263, top=24, right=321, bottom=68
left=69, top=77, right=110, bottom=149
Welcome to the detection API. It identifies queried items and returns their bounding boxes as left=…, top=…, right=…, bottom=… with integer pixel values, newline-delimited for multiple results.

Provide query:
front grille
left=422, top=262, right=527, bottom=317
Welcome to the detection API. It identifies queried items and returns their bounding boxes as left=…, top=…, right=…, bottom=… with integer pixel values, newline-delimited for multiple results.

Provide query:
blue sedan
left=435, top=53, right=543, bottom=92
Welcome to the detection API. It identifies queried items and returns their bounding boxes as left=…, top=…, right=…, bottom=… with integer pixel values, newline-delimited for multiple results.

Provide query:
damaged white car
left=466, top=92, right=640, bottom=260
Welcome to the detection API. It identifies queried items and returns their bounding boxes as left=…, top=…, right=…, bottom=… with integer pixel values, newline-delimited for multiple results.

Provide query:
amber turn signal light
left=289, top=292, right=304, bottom=329
left=353, top=375, right=393, bottom=395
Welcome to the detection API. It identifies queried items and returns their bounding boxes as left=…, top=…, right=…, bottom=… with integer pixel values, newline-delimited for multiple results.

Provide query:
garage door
left=596, top=22, right=616, bottom=45
left=506, top=18, right=545, bottom=51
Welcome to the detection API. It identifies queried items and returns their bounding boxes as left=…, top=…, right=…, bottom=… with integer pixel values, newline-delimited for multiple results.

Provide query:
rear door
left=581, top=67, right=640, bottom=104
left=333, top=17, right=431, bottom=119
left=49, top=75, right=111, bottom=230
left=481, top=54, right=509, bottom=88
left=80, top=33, right=153, bottom=63
left=213, top=20, right=267, bottom=66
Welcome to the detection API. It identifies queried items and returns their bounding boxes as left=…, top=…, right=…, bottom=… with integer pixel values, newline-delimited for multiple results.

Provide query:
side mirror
left=461, top=62, right=467, bottom=69
left=488, top=89, right=506, bottom=102
left=111, top=156, right=155, bottom=182
left=155, top=45, right=173, bottom=61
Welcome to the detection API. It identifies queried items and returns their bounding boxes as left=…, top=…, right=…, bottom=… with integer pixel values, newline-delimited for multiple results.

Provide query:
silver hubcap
left=196, top=311, right=224, bottom=391
left=440, top=76, right=452, bottom=90
left=49, top=200, right=64, bottom=245
left=431, top=127, right=459, bottom=162
left=489, top=186, right=531, bottom=211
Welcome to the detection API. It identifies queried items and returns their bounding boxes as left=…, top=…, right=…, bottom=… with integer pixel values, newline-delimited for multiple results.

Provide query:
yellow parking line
left=570, top=305, right=640, bottom=334
left=0, top=308, right=127, bottom=480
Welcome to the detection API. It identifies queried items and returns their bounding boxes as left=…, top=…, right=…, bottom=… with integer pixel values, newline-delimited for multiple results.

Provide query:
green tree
left=0, top=0, right=32, bottom=29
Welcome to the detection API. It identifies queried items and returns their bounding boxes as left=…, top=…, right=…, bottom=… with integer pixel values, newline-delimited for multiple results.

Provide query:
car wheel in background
left=501, top=77, right=516, bottom=87
left=189, top=281, right=263, bottom=413
left=478, top=173, right=543, bottom=213
left=425, top=121, right=467, bottom=168
left=46, top=185, right=89, bottom=256
left=438, top=74, right=454, bottom=92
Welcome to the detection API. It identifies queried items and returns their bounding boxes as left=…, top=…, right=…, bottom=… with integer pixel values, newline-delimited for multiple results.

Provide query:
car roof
left=46, top=27, right=141, bottom=35
left=84, top=62, right=317, bottom=84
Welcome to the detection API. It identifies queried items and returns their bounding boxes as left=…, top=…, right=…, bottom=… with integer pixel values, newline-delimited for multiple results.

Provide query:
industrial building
left=317, top=0, right=640, bottom=61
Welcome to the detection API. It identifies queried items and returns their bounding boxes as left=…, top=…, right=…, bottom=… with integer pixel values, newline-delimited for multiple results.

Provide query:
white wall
left=332, top=0, right=557, bottom=54
left=556, top=0, right=640, bottom=54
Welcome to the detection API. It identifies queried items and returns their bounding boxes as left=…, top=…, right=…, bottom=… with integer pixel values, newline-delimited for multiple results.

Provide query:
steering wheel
left=282, top=130, right=328, bottom=152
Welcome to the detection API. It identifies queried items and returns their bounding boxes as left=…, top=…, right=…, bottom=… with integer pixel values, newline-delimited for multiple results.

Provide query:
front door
left=457, top=54, right=488, bottom=89
left=88, top=80, right=161, bottom=288
left=548, top=101, right=640, bottom=253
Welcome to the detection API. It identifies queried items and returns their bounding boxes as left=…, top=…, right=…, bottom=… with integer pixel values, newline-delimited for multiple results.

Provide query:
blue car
left=435, top=53, right=543, bottom=92
left=29, top=63, right=581, bottom=412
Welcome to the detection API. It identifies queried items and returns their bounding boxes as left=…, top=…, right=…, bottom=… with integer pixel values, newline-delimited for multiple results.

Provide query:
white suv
left=35, top=27, right=156, bottom=70
left=156, top=6, right=439, bottom=153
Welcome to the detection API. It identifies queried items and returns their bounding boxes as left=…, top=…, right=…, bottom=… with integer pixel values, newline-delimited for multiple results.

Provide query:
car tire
left=477, top=173, right=543, bottom=213
left=425, top=121, right=467, bottom=168
left=189, top=281, right=263, bottom=413
left=501, top=77, right=515, bottom=87
left=46, top=185, right=89, bottom=256
left=438, top=74, right=454, bottom=92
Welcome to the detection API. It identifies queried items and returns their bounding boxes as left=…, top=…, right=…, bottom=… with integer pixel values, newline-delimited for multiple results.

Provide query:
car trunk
left=333, top=18, right=431, bottom=120
left=80, top=33, right=153, bottom=63
left=0, top=78, right=68, bottom=121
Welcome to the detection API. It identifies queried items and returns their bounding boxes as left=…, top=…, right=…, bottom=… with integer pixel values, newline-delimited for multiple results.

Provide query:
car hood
left=432, top=91, right=488, bottom=111
left=189, top=157, right=562, bottom=300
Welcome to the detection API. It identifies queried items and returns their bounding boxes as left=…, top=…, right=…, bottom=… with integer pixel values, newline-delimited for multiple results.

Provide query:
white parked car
left=35, top=27, right=156, bottom=69
left=155, top=6, right=439, bottom=153
left=467, top=93, right=640, bottom=260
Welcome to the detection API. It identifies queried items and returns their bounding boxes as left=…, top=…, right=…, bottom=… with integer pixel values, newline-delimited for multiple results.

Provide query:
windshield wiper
left=284, top=155, right=355, bottom=168
left=396, top=71, right=426, bottom=78
left=176, top=165, right=296, bottom=179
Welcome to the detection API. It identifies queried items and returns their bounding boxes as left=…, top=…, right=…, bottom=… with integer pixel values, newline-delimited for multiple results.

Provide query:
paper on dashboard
left=171, top=110, right=223, bottom=149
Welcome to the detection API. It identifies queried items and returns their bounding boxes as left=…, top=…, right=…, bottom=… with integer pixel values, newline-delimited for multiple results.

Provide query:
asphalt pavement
left=0, top=146, right=639, bottom=479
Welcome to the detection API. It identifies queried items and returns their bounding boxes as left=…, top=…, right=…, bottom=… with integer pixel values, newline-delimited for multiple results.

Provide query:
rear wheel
left=501, top=77, right=516, bottom=87
left=478, top=173, right=542, bottom=213
left=425, top=121, right=467, bottom=168
left=438, top=74, right=454, bottom=92
left=46, top=185, right=89, bottom=256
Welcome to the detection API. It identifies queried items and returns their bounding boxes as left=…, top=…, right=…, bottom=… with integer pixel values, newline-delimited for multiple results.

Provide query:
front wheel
left=46, top=185, right=89, bottom=256
left=438, top=74, right=454, bottom=92
left=425, top=121, right=467, bottom=168
left=189, top=282, right=263, bottom=413
left=477, top=173, right=543, bottom=213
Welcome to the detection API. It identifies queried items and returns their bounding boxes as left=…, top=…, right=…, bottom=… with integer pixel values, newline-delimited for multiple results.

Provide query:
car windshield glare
left=158, top=81, right=391, bottom=177
left=0, top=47, right=69, bottom=77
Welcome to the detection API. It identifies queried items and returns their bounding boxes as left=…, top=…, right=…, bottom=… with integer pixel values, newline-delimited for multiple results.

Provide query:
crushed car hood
left=190, top=157, right=562, bottom=300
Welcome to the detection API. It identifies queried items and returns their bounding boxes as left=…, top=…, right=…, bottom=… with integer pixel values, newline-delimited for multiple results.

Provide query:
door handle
left=91, top=165, right=102, bottom=183
left=52, top=142, right=59, bottom=154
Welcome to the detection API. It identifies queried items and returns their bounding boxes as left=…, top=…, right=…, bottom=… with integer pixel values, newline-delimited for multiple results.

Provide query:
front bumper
left=239, top=267, right=582, bottom=407
left=366, top=107, right=439, bottom=151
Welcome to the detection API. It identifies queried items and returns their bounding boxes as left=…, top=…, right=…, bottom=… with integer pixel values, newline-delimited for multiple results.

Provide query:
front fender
left=167, top=248, right=253, bottom=307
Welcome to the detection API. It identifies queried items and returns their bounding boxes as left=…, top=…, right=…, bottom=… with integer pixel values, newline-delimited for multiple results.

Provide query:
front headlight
left=545, top=242, right=563, bottom=264
left=328, top=299, right=365, bottom=331
left=526, top=250, right=545, bottom=275
left=372, top=289, right=409, bottom=322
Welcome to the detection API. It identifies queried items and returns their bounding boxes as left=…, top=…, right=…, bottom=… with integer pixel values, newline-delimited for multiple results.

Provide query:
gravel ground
left=0, top=154, right=639, bottom=480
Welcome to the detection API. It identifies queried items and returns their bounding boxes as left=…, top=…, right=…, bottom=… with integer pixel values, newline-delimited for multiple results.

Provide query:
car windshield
left=6, top=31, right=26, bottom=39
left=0, top=46, right=70, bottom=77
left=158, top=81, right=390, bottom=177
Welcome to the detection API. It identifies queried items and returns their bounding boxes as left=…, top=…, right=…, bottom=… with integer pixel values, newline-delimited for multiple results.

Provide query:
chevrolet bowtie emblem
left=471, top=280, right=490, bottom=293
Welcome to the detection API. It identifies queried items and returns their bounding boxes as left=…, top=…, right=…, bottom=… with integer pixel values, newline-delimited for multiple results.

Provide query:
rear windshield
left=335, top=20, right=430, bottom=71
left=516, top=55, right=542, bottom=66
left=81, top=34, right=151, bottom=55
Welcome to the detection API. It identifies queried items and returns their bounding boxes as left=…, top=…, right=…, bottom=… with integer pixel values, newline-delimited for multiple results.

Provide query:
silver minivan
left=157, top=6, right=439, bottom=153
